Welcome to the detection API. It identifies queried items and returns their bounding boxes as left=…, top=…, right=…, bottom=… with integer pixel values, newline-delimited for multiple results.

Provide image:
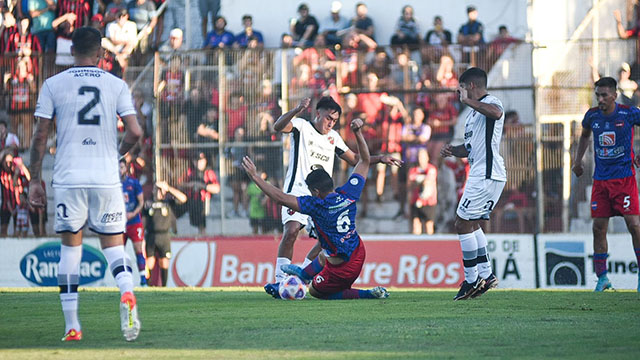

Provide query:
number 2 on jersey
left=78, top=86, right=100, bottom=125
left=337, top=209, right=351, bottom=233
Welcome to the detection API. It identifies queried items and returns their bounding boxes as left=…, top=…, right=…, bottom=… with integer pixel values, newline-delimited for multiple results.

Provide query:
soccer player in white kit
left=264, top=96, right=402, bottom=297
left=29, top=27, right=143, bottom=341
left=441, top=67, right=506, bottom=301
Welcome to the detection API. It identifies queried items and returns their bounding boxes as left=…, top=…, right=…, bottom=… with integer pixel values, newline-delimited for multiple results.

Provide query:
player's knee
left=454, top=217, right=470, bottom=234
left=281, top=227, right=300, bottom=247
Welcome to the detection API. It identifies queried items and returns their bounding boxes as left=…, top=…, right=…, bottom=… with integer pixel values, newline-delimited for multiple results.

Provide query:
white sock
left=474, top=228, right=493, bottom=278
left=275, top=257, right=291, bottom=282
left=59, top=245, right=82, bottom=332
left=103, top=245, right=134, bottom=296
left=301, top=257, right=312, bottom=268
left=459, top=233, right=478, bottom=283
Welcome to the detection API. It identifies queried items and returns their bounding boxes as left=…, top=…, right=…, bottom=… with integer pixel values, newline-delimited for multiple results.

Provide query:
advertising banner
left=537, top=234, right=638, bottom=290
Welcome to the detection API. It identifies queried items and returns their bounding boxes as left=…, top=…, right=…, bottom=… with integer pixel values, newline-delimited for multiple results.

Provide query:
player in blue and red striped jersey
left=120, top=159, right=148, bottom=286
left=243, top=118, right=389, bottom=300
left=573, top=76, right=640, bottom=292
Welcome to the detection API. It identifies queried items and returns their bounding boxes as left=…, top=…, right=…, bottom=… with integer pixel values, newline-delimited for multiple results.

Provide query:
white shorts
left=456, top=178, right=505, bottom=221
left=281, top=206, right=310, bottom=227
left=54, top=187, right=126, bottom=235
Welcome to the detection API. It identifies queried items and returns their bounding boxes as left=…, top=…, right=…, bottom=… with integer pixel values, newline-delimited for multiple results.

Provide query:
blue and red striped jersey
left=122, top=176, right=143, bottom=225
left=582, top=104, right=640, bottom=180
left=297, top=174, right=365, bottom=261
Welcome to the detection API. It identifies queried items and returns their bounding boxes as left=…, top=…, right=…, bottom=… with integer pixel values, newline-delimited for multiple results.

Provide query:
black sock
left=161, top=268, right=168, bottom=287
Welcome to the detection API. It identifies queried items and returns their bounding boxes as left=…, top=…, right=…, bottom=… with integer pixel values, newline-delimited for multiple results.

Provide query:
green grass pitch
left=0, top=288, right=639, bottom=359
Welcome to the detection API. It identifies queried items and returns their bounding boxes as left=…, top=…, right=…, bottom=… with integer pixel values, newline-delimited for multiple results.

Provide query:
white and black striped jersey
left=34, top=66, right=136, bottom=188
left=283, top=117, right=350, bottom=196
left=462, top=94, right=506, bottom=181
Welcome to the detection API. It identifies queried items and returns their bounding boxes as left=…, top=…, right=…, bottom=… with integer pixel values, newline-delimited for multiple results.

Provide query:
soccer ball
left=278, top=275, right=307, bottom=300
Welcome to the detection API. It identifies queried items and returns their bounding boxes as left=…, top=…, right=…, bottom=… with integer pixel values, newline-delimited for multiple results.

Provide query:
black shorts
left=146, top=233, right=172, bottom=259
left=411, top=205, right=436, bottom=221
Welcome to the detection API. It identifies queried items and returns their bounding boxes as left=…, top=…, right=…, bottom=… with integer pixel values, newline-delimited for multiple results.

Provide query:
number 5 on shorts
left=623, top=195, right=630, bottom=209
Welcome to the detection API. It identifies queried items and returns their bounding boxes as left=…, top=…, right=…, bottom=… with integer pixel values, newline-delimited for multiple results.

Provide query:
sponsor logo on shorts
left=82, top=137, right=96, bottom=146
left=350, top=178, right=359, bottom=185
left=314, top=275, right=324, bottom=283
left=287, top=208, right=295, bottom=216
left=101, top=212, right=123, bottom=224
left=591, top=201, right=597, bottom=211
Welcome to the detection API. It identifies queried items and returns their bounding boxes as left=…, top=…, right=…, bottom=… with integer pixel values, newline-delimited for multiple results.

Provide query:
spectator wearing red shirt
left=225, top=92, right=247, bottom=140
left=408, top=149, right=437, bottom=235
left=376, top=95, right=407, bottom=204
left=0, top=151, right=30, bottom=236
left=427, top=92, right=458, bottom=166
left=4, top=57, right=36, bottom=146
left=180, top=152, right=220, bottom=235
left=5, top=16, right=41, bottom=73
left=158, top=55, right=184, bottom=144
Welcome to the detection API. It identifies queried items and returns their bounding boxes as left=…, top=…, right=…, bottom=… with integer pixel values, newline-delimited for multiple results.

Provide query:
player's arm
left=129, top=192, right=144, bottom=220
left=28, top=116, right=52, bottom=208
left=457, top=86, right=503, bottom=120
left=572, top=127, right=592, bottom=177
left=440, top=144, right=469, bottom=158
left=119, top=114, right=143, bottom=156
left=273, top=97, right=310, bottom=133
left=242, top=156, right=300, bottom=212
left=351, top=118, right=370, bottom=178
left=339, top=149, right=403, bottom=167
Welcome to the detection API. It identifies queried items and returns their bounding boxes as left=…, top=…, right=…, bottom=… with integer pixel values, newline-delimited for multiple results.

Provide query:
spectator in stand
left=104, top=0, right=126, bottom=23
left=351, top=2, right=374, bottom=40
left=427, top=92, right=458, bottom=166
left=5, top=16, right=42, bottom=63
left=247, top=170, right=268, bottom=234
left=90, top=13, right=105, bottom=34
left=390, top=5, right=421, bottom=48
left=486, top=25, right=521, bottom=64
left=133, top=88, right=153, bottom=139
left=436, top=54, right=459, bottom=103
left=457, top=5, right=484, bottom=63
left=199, top=0, right=219, bottom=41
left=273, top=33, right=296, bottom=92
left=0, top=118, right=19, bottom=155
left=182, top=87, right=209, bottom=150
left=423, top=15, right=452, bottom=64
left=51, top=6, right=83, bottom=68
left=339, top=30, right=376, bottom=87
left=4, top=56, right=36, bottom=145
left=159, top=0, right=183, bottom=48
left=225, top=92, right=247, bottom=140
left=425, top=15, right=452, bottom=46
left=15, top=192, right=29, bottom=237
left=226, top=126, right=249, bottom=217
left=203, top=15, right=234, bottom=49
left=127, top=0, right=157, bottom=52
left=102, top=9, right=137, bottom=70
left=197, top=106, right=219, bottom=143
left=400, top=107, right=431, bottom=218
left=408, top=148, right=437, bottom=235
left=376, top=95, right=407, bottom=204
left=234, top=14, right=263, bottom=48
left=180, top=152, right=220, bottom=235
left=366, top=48, right=392, bottom=87
left=290, top=3, right=318, bottom=47
left=158, top=28, right=183, bottom=62
left=319, top=1, right=350, bottom=46
left=0, top=151, right=29, bottom=236
left=614, top=9, right=639, bottom=40
left=27, top=0, right=56, bottom=53
left=618, top=62, right=638, bottom=101
left=1, top=10, right=18, bottom=53
left=158, top=55, right=184, bottom=143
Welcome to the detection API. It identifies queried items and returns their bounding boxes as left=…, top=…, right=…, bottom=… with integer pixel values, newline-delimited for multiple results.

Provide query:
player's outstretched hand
left=296, top=98, right=311, bottom=113
left=572, top=162, right=583, bottom=177
left=350, top=118, right=364, bottom=132
left=440, top=144, right=454, bottom=158
left=381, top=155, right=403, bottom=167
left=242, top=156, right=258, bottom=178
left=28, top=181, right=46, bottom=208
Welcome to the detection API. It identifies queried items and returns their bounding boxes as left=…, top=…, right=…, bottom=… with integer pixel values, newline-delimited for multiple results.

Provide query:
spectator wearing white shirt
left=319, top=1, right=350, bottom=46
left=102, top=9, right=138, bottom=68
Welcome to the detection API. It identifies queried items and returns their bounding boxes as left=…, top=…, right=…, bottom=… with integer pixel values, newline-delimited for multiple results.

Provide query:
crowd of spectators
left=4, top=1, right=638, bottom=236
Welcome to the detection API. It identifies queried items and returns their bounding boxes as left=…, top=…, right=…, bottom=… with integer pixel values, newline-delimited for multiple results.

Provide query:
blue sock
left=302, top=257, right=323, bottom=281
left=325, top=289, right=374, bottom=300
left=593, top=253, right=608, bottom=278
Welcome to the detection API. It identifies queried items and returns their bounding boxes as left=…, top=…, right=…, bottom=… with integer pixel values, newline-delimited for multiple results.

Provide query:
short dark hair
left=594, top=76, right=617, bottom=90
left=499, top=25, right=507, bottom=32
left=242, top=14, right=252, bottom=21
left=119, top=158, right=127, bottom=165
left=434, top=15, right=442, bottom=21
left=0, top=119, right=7, bottom=128
left=215, top=16, right=227, bottom=26
left=305, top=168, right=334, bottom=194
left=316, top=96, right=342, bottom=117
left=71, top=27, right=102, bottom=57
left=459, top=67, right=487, bottom=88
